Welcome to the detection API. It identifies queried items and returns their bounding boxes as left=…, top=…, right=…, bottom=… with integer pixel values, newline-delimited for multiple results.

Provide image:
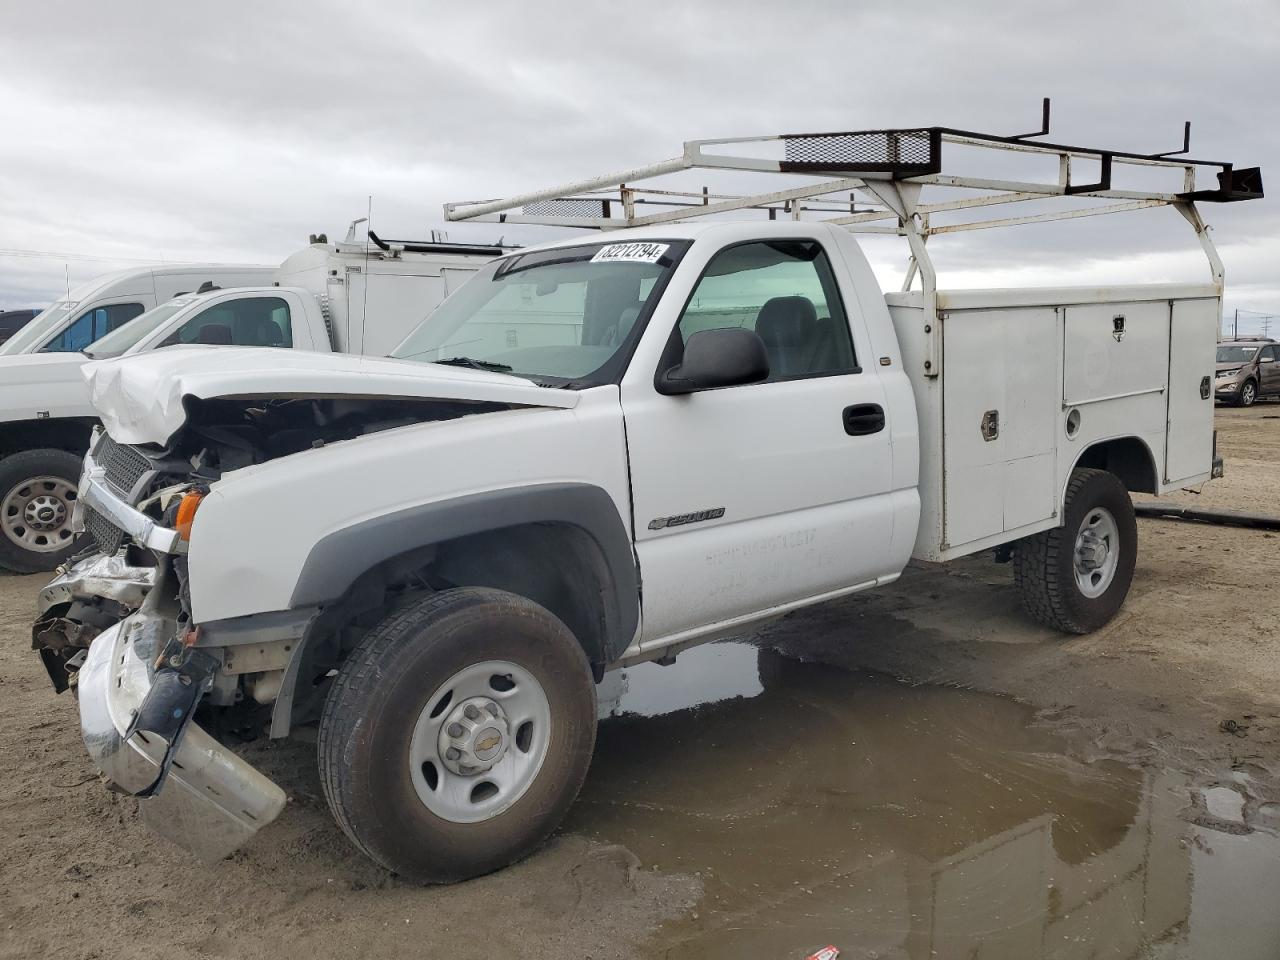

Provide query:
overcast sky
left=2, top=1, right=1277, bottom=333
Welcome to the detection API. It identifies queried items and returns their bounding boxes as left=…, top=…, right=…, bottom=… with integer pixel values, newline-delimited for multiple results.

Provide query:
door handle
left=843, top=403, right=885, bottom=436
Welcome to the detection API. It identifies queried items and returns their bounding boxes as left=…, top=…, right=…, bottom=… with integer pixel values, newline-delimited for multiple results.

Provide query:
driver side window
left=675, top=240, right=858, bottom=382
left=163, top=296, right=293, bottom=348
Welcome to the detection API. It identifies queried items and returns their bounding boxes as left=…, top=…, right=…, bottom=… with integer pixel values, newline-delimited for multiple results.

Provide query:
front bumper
left=77, top=614, right=287, bottom=860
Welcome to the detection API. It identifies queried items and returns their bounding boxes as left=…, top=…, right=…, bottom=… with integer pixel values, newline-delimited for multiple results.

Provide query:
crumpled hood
left=84, top=347, right=578, bottom=446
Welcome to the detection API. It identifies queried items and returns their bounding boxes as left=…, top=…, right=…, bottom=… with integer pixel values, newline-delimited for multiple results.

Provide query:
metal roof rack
left=446, top=99, right=1260, bottom=231
left=444, top=99, right=1261, bottom=294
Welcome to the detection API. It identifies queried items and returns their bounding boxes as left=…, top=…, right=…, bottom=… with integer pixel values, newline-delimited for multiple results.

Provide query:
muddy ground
left=1, top=405, right=1278, bottom=959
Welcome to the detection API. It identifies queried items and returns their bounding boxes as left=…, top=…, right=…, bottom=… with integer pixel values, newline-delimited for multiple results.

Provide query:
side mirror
left=656, top=327, right=770, bottom=396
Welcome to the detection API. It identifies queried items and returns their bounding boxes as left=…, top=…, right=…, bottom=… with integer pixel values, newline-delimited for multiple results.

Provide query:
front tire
left=317, top=587, right=597, bottom=883
left=1237, top=379, right=1258, bottom=407
left=1013, top=468, right=1137, bottom=634
left=0, top=448, right=85, bottom=573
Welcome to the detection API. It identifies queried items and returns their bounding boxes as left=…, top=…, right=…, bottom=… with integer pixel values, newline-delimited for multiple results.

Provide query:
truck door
left=1258, top=344, right=1280, bottom=398
left=621, top=238, right=897, bottom=645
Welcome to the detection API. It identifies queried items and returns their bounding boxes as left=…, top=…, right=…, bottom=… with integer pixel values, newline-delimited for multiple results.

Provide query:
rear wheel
left=0, top=448, right=84, bottom=573
left=318, top=587, right=597, bottom=883
left=1237, top=379, right=1258, bottom=407
left=1014, top=468, right=1137, bottom=634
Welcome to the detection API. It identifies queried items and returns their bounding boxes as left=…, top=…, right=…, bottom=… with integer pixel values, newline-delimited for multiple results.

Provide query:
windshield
left=1217, top=345, right=1261, bottom=364
left=84, top=300, right=193, bottom=359
left=391, top=240, right=685, bottom=385
left=0, top=301, right=78, bottom=355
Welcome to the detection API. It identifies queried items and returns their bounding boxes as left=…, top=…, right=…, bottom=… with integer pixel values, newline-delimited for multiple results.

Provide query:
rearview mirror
left=656, top=327, right=769, bottom=395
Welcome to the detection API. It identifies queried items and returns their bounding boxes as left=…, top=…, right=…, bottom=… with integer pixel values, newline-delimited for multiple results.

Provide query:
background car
left=1215, top=337, right=1279, bottom=406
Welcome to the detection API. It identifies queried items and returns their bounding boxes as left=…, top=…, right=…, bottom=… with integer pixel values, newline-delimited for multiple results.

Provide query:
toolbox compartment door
left=1164, top=298, right=1218, bottom=484
left=942, top=306, right=1059, bottom=550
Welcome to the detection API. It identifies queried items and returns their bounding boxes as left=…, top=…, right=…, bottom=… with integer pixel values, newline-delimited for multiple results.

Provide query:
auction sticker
left=591, top=242, right=670, bottom=264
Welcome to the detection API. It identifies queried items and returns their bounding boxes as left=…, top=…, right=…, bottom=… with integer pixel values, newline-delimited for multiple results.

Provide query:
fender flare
left=226, top=483, right=638, bottom=738
left=288, top=483, right=637, bottom=633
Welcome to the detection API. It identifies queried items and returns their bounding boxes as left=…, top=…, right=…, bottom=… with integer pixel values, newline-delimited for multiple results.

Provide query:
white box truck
left=33, top=113, right=1260, bottom=883
left=0, top=231, right=502, bottom=571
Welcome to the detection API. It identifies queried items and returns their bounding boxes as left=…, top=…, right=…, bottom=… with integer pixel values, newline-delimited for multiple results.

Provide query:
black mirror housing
left=657, top=327, right=770, bottom=395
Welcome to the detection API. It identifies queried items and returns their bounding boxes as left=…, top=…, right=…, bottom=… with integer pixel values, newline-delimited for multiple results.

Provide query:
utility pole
left=1234, top=307, right=1239, bottom=339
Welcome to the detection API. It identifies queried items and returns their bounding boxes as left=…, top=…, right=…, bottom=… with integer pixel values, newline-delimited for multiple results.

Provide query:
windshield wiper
left=435, top=356, right=513, bottom=372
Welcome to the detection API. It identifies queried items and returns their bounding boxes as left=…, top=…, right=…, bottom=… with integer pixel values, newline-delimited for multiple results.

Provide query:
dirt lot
left=1, top=405, right=1277, bottom=959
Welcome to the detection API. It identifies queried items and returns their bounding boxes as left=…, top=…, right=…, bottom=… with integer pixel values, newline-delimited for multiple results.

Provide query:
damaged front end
left=37, top=394, right=500, bottom=860
left=75, top=563, right=287, bottom=860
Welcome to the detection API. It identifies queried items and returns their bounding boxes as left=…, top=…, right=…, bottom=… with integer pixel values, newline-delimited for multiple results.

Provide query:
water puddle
left=572, top=642, right=1280, bottom=959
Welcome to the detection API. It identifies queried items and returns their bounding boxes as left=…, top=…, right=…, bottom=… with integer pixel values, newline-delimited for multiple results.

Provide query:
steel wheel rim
left=408, top=659, right=552, bottom=824
left=1, top=475, right=77, bottom=553
left=1073, top=506, right=1120, bottom=599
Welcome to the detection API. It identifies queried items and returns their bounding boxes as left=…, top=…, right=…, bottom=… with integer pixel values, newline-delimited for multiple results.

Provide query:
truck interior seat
left=195, top=323, right=234, bottom=345
left=756, top=296, right=818, bottom=378
left=601, top=305, right=642, bottom=346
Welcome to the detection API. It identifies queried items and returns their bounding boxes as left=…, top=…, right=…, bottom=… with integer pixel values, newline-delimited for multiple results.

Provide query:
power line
left=0, top=247, right=206, bottom=265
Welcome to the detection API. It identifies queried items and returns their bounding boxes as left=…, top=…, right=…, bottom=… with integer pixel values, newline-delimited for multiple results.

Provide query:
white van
left=0, top=264, right=275, bottom=357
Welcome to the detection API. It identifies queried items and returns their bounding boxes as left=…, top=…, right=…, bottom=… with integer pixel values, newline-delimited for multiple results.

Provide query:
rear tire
left=1013, top=468, right=1137, bottom=634
left=0, top=448, right=85, bottom=573
left=318, top=587, right=597, bottom=883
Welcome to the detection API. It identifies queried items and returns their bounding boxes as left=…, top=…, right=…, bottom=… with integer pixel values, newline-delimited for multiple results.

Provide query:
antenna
left=1011, top=97, right=1051, bottom=140
left=360, top=195, right=371, bottom=355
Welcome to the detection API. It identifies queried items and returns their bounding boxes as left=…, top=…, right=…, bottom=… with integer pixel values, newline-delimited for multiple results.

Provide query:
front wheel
left=1237, top=379, right=1258, bottom=407
left=0, top=448, right=85, bottom=573
left=318, top=587, right=597, bottom=883
left=1013, top=468, right=1137, bottom=634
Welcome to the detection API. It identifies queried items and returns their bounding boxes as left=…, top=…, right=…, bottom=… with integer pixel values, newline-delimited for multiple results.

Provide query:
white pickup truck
left=34, top=119, right=1259, bottom=883
left=0, top=235, right=499, bottom=572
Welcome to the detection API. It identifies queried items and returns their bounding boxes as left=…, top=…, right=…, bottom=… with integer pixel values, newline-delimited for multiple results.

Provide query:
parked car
left=0, top=264, right=275, bottom=357
left=1215, top=337, right=1279, bottom=406
left=0, top=233, right=500, bottom=573
left=0, top=308, right=41, bottom=345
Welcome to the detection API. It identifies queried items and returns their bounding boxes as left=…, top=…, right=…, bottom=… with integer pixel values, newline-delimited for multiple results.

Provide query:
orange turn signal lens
left=175, top=490, right=205, bottom=541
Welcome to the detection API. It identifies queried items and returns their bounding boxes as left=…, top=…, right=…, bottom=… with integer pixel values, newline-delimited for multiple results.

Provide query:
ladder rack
left=445, top=100, right=1261, bottom=237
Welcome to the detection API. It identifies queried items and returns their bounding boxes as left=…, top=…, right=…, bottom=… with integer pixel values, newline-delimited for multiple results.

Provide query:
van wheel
left=1013, top=468, right=1137, bottom=634
left=0, top=449, right=85, bottom=573
left=1237, top=379, right=1258, bottom=407
left=318, top=587, right=597, bottom=883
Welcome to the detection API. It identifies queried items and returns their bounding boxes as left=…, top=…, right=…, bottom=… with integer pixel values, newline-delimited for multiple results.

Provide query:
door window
left=1260, top=345, right=1277, bottom=363
left=674, top=240, right=858, bottom=382
left=161, top=296, right=293, bottom=348
left=42, top=302, right=145, bottom=352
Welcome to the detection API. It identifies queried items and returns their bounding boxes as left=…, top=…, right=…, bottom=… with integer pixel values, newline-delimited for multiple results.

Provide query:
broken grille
left=781, top=128, right=940, bottom=175
left=82, top=505, right=125, bottom=556
left=95, top=435, right=152, bottom=498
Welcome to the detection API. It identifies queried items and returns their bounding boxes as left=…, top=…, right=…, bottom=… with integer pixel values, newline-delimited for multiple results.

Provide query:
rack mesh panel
left=521, top=198, right=609, bottom=218
left=781, top=129, right=938, bottom=174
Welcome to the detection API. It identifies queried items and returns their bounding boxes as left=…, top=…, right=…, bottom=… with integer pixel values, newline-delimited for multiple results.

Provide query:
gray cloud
left=2, top=0, right=1277, bottom=331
